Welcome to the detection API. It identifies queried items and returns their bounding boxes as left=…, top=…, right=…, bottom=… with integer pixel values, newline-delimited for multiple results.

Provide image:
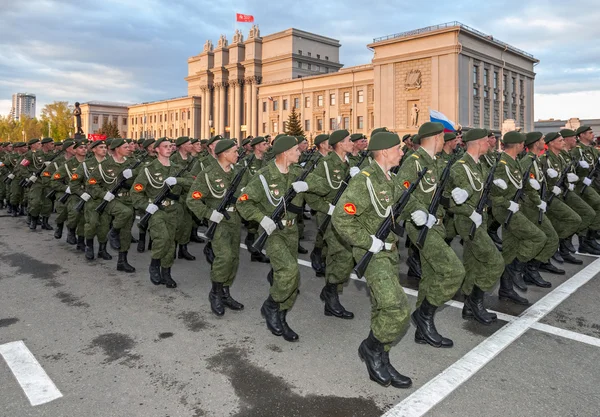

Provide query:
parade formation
left=1, top=124, right=598, bottom=389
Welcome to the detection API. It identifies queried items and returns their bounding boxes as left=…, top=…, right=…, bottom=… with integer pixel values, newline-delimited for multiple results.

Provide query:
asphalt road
left=1, top=214, right=599, bottom=417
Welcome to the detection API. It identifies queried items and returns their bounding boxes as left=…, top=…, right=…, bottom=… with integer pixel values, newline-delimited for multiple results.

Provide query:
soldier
left=187, top=139, right=248, bottom=316
left=332, top=131, right=413, bottom=388
left=396, top=122, right=466, bottom=348
left=309, top=134, right=331, bottom=277
left=49, top=140, right=76, bottom=238
left=136, top=139, right=157, bottom=253
left=131, top=137, right=193, bottom=288
left=15, top=138, right=49, bottom=230
left=439, top=132, right=461, bottom=162
left=480, top=131, right=503, bottom=247
left=447, top=128, right=505, bottom=324
left=8, top=142, right=29, bottom=217
left=347, top=133, right=371, bottom=168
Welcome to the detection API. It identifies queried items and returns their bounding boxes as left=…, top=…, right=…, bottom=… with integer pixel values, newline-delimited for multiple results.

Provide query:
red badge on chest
left=344, top=203, right=356, bottom=215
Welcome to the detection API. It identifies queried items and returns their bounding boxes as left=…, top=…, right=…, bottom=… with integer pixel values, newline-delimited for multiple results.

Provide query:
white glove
left=493, top=179, right=507, bottom=190
left=368, top=235, right=384, bottom=254
left=28, top=175, right=37, bottom=183
left=145, top=203, right=159, bottom=214
left=327, top=204, right=335, bottom=215
left=508, top=201, right=519, bottom=213
left=583, top=177, right=592, bottom=186
left=103, top=191, right=115, bottom=202
left=44, top=161, right=51, bottom=167
left=8, top=173, right=15, bottom=179
left=546, top=168, right=558, bottom=179
left=469, top=210, right=483, bottom=228
left=568, top=183, right=575, bottom=191
left=300, top=162, right=307, bottom=167
left=122, top=168, right=133, bottom=179
left=567, top=173, right=579, bottom=183
left=349, top=166, right=361, bottom=177
left=260, top=216, right=277, bottom=235
left=425, top=214, right=436, bottom=229
left=80, top=192, right=91, bottom=202
left=529, top=178, right=541, bottom=190
left=451, top=187, right=469, bottom=205
left=65, top=186, right=71, bottom=194
left=165, top=177, right=177, bottom=186
left=292, top=181, right=309, bottom=193
left=411, top=210, right=428, bottom=226
left=209, top=210, right=224, bottom=224
left=579, top=160, right=589, bottom=169
left=538, top=201, right=547, bottom=212
left=552, top=186, right=561, bottom=196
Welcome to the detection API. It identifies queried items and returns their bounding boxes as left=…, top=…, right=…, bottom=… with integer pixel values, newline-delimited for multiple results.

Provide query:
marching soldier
left=49, top=140, right=75, bottom=238
left=15, top=138, right=50, bottom=230
left=309, top=133, right=331, bottom=277
left=480, top=131, right=503, bottom=247
left=136, top=139, right=157, bottom=252
left=347, top=133, right=371, bottom=169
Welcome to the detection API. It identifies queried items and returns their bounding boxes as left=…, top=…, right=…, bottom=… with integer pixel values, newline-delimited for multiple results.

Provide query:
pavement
left=0, top=213, right=599, bottom=417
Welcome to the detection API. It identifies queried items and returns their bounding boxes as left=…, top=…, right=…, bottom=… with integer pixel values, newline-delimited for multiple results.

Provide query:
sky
left=0, top=0, right=599, bottom=122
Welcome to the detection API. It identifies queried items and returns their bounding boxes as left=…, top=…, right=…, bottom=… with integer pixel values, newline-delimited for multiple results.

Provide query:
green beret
left=444, top=133, right=457, bottom=142
left=240, top=138, right=250, bottom=146
left=367, top=132, right=401, bottom=151
left=61, top=140, right=75, bottom=150
left=487, top=130, right=495, bottom=137
left=503, top=131, right=525, bottom=144
left=215, top=139, right=236, bottom=155
left=463, top=128, right=487, bottom=143
left=154, top=137, right=169, bottom=147
left=329, top=129, right=350, bottom=146
left=55, top=141, right=63, bottom=146
left=109, top=138, right=126, bottom=150
left=207, top=135, right=223, bottom=146
left=418, top=122, right=444, bottom=140
left=105, top=138, right=114, bottom=146
left=175, top=136, right=190, bottom=147
left=314, top=134, right=329, bottom=146
left=296, top=136, right=307, bottom=144
left=560, top=129, right=576, bottom=138
left=576, top=125, right=592, bottom=136
left=272, top=135, right=297, bottom=155
left=370, top=127, right=389, bottom=137
left=350, top=133, right=366, bottom=142
left=190, top=138, right=199, bottom=144
left=142, top=139, right=155, bottom=149
left=545, top=132, right=562, bottom=144
left=14, top=142, right=26, bottom=148
left=411, top=134, right=421, bottom=145
left=88, top=140, right=104, bottom=149
left=524, top=132, right=543, bottom=147
left=27, top=138, right=40, bottom=146
left=41, top=137, right=53, bottom=144
left=200, top=139, right=209, bottom=145
left=251, top=136, right=267, bottom=146
left=401, top=134, right=412, bottom=142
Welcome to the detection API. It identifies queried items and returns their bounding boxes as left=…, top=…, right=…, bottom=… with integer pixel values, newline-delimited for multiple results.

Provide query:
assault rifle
left=548, top=160, right=576, bottom=205
left=469, top=152, right=500, bottom=240
left=353, top=167, right=427, bottom=278
left=538, top=156, right=548, bottom=224
left=580, top=158, right=600, bottom=195
left=95, top=155, right=147, bottom=214
left=504, top=158, right=535, bottom=227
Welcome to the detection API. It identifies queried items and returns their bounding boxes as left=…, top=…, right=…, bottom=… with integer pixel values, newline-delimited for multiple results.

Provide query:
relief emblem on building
left=405, top=69, right=422, bottom=91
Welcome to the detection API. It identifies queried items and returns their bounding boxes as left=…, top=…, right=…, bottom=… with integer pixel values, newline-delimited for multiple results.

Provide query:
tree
left=285, top=106, right=304, bottom=136
left=98, top=121, right=121, bottom=138
left=0, top=115, right=43, bottom=142
left=40, top=101, right=73, bottom=140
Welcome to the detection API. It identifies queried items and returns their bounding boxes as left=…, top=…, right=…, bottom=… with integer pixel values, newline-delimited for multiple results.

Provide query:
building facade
left=535, top=118, right=600, bottom=136
left=10, top=93, right=36, bottom=120
left=79, top=101, right=130, bottom=138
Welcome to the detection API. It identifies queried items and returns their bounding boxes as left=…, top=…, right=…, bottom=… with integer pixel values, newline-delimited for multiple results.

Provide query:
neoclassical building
left=84, top=22, right=538, bottom=142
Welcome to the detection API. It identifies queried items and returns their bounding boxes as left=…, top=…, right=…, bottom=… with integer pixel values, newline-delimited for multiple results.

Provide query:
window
left=520, top=80, right=524, bottom=95
left=494, top=91, right=498, bottom=100
left=503, top=74, right=507, bottom=90
left=308, top=52, right=311, bottom=57
left=484, top=90, right=489, bottom=99
left=317, top=118, right=323, bottom=131
left=357, top=116, right=364, bottom=129
left=294, top=98, right=300, bottom=109
left=131, top=117, right=134, bottom=125
left=273, top=100, right=278, bottom=111
left=135, top=117, right=138, bottom=125
left=297, top=61, right=302, bottom=68
left=175, top=112, right=178, bottom=121
left=262, top=122, right=266, bottom=133
left=262, top=102, right=267, bottom=112
left=188, top=110, right=190, bottom=120
left=343, top=117, right=349, bottom=129
left=103, top=115, right=108, bottom=124
left=308, top=64, right=311, bottom=70
left=493, top=72, right=498, bottom=89
left=113, top=116, right=118, bottom=124
left=330, top=118, right=336, bottom=130
left=473, top=87, right=478, bottom=97
left=134, top=131, right=137, bottom=139
left=317, top=54, right=320, bottom=59
left=154, top=115, right=157, bottom=122
left=357, top=90, right=364, bottom=103
left=122, top=117, right=127, bottom=125
left=304, top=120, right=310, bottom=131
left=370, top=113, right=374, bottom=129
left=473, top=66, right=478, bottom=84
left=325, top=56, right=329, bottom=61
left=484, top=69, right=489, bottom=86
left=160, top=114, right=162, bottom=122
left=330, top=94, right=336, bottom=105
left=188, top=128, right=190, bottom=136
left=273, top=121, right=278, bottom=132
left=305, top=97, right=310, bottom=108
left=512, top=77, right=516, bottom=93
left=93, top=116, right=99, bottom=124
left=175, top=129, right=178, bottom=136
left=298, top=50, right=302, bottom=55
left=316, top=65, right=320, bottom=72
left=317, top=95, right=323, bottom=107
left=343, top=92, right=350, bottom=104
left=283, top=99, right=288, bottom=110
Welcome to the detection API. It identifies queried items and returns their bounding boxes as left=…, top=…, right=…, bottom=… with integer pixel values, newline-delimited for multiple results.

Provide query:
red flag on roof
left=236, top=13, right=254, bottom=23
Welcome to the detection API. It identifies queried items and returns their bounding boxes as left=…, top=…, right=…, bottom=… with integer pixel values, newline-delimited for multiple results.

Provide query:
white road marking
left=575, top=251, right=600, bottom=258
left=0, top=341, right=62, bottom=406
left=530, top=322, right=600, bottom=348
left=382, top=257, right=600, bottom=417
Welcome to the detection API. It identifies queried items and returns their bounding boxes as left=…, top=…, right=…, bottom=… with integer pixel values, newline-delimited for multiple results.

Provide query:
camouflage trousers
left=493, top=208, right=546, bottom=264
left=148, top=203, right=182, bottom=268
left=9, top=179, right=24, bottom=206
left=54, top=193, right=69, bottom=224
left=266, top=224, right=300, bottom=311
left=106, top=199, right=134, bottom=252
left=175, top=205, right=193, bottom=245
left=406, top=223, right=465, bottom=308
left=84, top=198, right=110, bottom=243
left=521, top=204, right=559, bottom=262
left=547, top=197, right=583, bottom=238
left=210, top=215, right=241, bottom=287
left=353, top=246, right=410, bottom=350
left=575, top=185, right=600, bottom=231
left=66, top=196, right=85, bottom=236
left=324, top=224, right=353, bottom=286
left=563, top=192, right=594, bottom=234
left=454, top=213, right=504, bottom=295
left=27, top=182, right=52, bottom=217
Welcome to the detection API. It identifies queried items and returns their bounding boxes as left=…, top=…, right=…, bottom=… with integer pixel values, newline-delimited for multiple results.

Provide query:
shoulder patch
left=134, top=183, right=144, bottom=192
left=71, top=173, right=79, bottom=180
left=403, top=181, right=410, bottom=189
left=239, top=193, right=249, bottom=201
left=88, top=178, right=97, bottom=185
left=191, top=191, right=202, bottom=200
left=42, top=171, right=51, bottom=177
left=529, top=172, right=535, bottom=179
left=53, top=173, right=61, bottom=180
left=344, top=203, right=357, bottom=215
left=361, top=171, right=370, bottom=177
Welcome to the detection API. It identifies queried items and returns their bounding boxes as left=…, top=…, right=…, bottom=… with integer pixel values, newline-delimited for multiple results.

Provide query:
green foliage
left=0, top=100, right=75, bottom=142
left=98, top=121, right=121, bottom=138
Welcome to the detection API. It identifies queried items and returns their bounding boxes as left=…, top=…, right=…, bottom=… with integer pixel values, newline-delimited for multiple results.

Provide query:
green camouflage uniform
left=74, top=156, right=109, bottom=243
left=17, top=149, right=51, bottom=218
left=571, top=143, right=600, bottom=231
left=170, top=151, right=196, bottom=246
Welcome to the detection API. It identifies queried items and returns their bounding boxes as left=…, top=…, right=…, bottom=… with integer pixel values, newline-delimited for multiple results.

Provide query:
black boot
left=161, top=267, right=177, bottom=288
left=85, top=238, right=95, bottom=260
left=310, top=247, right=326, bottom=276
left=244, top=232, right=255, bottom=250
left=406, top=250, right=422, bottom=279
left=149, top=258, right=162, bottom=285
left=510, top=259, right=528, bottom=291
left=412, top=299, right=454, bottom=348
left=190, top=227, right=205, bottom=243
left=539, top=260, right=565, bottom=275
left=54, top=223, right=64, bottom=239
left=381, top=351, right=412, bottom=388
left=560, top=239, right=583, bottom=264
left=358, top=331, right=391, bottom=387
left=499, top=267, right=529, bottom=305
left=279, top=310, right=299, bottom=342
left=11, top=205, right=18, bottom=217
left=297, top=243, right=308, bottom=254
left=488, top=220, right=503, bottom=246
left=108, top=228, right=121, bottom=250
left=222, top=286, right=244, bottom=310
left=250, top=251, right=270, bottom=263
left=19, top=206, right=25, bottom=216
left=586, top=230, right=600, bottom=250
left=66, top=228, right=77, bottom=245
left=41, top=216, right=53, bottom=230
left=552, top=249, right=564, bottom=264
left=76, top=236, right=86, bottom=251
left=29, top=215, right=38, bottom=230
left=261, top=295, right=283, bottom=336
left=6, top=203, right=12, bottom=214
left=577, top=234, right=600, bottom=255
left=564, top=236, right=576, bottom=253
left=137, top=231, right=146, bottom=253
left=523, top=260, right=552, bottom=288
left=117, top=251, right=135, bottom=273
left=320, top=283, right=354, bottom=319
left=177, top=244, right=196, bottom=260
left=26, top=214, right=31, bottom=225
left=203, top=241, right=215, bottom=264
left=148, top=238, right=153, bottom=250
left=97, top=242, right=113, bottom=260
left=209, top=282, right=225, bottom=316
left=462, top=286, right=494, bottom=325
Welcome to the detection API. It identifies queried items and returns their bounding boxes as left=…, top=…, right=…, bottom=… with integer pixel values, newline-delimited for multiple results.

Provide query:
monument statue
left=73, top=102, right=84, bottom=135
left=410, top=103, right=420, bottom=127
left=217, top=34, right=228, bottom=48
left=203, top=39, right=214, bottom=52
left=233, top=29, right=243, bottom=44
left=248, top=24, right=260, bottom=39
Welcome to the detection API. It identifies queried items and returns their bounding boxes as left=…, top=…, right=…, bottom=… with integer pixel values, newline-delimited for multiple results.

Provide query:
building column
left=251, top=77, right=259, bottom=137
left=206, top=87, right=213, bottom=138
left=199, top=87, right=206, bottom=138
left=218, top=82, right=226, bottom=136
left=245, top=78, right=253, bottom=137
left=234, top=80, right=242, bottom=140
left=213, top=84, right=221, bottom=137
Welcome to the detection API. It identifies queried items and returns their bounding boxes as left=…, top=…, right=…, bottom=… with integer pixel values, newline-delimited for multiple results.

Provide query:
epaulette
left=459, top=160, right=465, bottom=164
left=411, top=154, right=419, bottom=159
left=361, top=171, right=370, bottom=177
left=500, top=160, right=507, bottom=164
